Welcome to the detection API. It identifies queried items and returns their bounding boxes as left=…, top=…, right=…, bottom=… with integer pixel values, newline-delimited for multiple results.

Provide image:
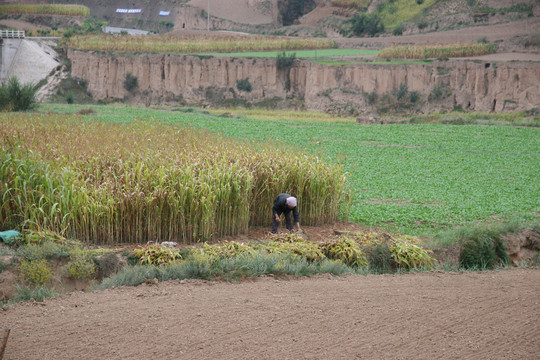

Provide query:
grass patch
left=9, top=286, right=58, bottom=304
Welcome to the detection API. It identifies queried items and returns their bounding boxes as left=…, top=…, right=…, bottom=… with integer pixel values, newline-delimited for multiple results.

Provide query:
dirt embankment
left=1, top=268, right=539, bottom=359
left=68, top=49, right=540, bottom=113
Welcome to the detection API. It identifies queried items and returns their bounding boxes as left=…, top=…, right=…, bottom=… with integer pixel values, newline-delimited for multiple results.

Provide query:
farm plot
left=39, top=105, right=540, bottom=235
left=1, top=269, right=539, bottom=360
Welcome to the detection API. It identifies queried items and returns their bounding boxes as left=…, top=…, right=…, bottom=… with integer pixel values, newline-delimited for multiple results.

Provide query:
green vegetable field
left=41, top=104, right=540, bottom=236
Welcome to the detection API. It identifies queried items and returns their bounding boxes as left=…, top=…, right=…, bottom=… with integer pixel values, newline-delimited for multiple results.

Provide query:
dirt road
left=2, top=268, right=539, bottom=359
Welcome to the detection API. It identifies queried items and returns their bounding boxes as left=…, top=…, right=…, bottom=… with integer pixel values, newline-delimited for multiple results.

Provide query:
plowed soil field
left=2, top=268, right=539, bottom=359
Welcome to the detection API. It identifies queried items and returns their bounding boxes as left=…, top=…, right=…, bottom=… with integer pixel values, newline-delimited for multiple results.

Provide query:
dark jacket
left=272, top=193, right=300, bottom=223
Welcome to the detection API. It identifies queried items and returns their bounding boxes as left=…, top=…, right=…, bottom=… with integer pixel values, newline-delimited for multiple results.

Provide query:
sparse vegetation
left=276, top=51, right=296, bottom=69
left=18, top=259, right=53, bottom=286
left=64, top=250, right=96, bottom=279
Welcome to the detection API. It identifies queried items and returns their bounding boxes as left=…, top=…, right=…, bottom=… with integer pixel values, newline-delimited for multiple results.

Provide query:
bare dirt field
left=1, top=268, right=539, bottom=359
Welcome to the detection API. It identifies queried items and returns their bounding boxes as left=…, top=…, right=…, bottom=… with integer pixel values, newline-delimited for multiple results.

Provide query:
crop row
left=377, top=43, right=497, bottom=59
left=330, top=0, right=370, bottom=9
left=62, top=34, right=336, bottom=53
left=0, top=113, right=348, bottom=244
left=0, top=4, right=90, bottom=16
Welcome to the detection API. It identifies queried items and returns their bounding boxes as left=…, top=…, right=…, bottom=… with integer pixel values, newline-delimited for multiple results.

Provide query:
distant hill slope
left=1, top=0, right=538, bottom=44
left=187, top=0, right=275, bottom=25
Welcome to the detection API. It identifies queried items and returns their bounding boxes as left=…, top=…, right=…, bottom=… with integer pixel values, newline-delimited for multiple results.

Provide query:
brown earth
left=1, top=268, right=539, bottom=359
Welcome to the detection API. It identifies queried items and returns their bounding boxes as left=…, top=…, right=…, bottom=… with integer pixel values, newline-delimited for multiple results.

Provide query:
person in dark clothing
left=271, top=193, right=301, bottom=234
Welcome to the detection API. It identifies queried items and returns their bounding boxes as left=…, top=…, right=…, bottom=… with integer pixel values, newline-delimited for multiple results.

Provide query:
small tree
left=276, top=51, right=296, bottom=70
left=0, top=77, right=37, bottom=112
left=124, top=72, right=138, bottom=92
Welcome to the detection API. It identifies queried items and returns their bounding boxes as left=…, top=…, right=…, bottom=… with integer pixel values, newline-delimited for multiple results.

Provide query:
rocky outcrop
left=68, top=49, right=540, bottom=113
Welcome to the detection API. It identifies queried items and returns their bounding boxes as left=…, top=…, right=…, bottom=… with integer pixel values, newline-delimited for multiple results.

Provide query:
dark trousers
left=271, top=210, right=293, bottom=233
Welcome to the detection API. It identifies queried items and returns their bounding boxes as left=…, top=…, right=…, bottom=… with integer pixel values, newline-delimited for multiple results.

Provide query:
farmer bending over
left=271, top=193, right=301, bottom=234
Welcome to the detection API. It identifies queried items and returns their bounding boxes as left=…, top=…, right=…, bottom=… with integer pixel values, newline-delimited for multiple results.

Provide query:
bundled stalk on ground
left=0, top=113, right=348, bottom=244
left=62, top=34, right=335, bottom=53
left=377, top=43, right=497, bottom=59
left=0, top=4, right=90, bottom=16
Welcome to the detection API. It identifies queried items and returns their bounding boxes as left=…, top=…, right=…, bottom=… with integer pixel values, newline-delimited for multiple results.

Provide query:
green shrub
left=11, top=285, right=58, bottom=303
left=236, top=77, right=252, bottom=92
left=18, top=259, right=53, bottom=286
left=0, top=77, right=37, bottom=112
left=364, top=91, right=378, bottom=105
left=459, top=232, right=509, bottom=270
left=64, top=250, right=96, bottom=279
left=66, top=91, right=75, bottom=104
left=393, top=23, right=404, bottom=36
left=123, top=72, right=138, bottom=92
left=97, top=265, right=162, bottom=288
left=94, top=252, right=122, bottom=278
left=409, top=90, right=420, bottom=103
left=276, top=51, right=296, bottom=70
left=393, top=83, right=409, bottom=100
left=366, top=242, right=395, bottom=273
left=429, top=83, right=451, bottom=101
left=417, top=21, right=428, bottom=30
left=350, top=13, right=384, bottom=37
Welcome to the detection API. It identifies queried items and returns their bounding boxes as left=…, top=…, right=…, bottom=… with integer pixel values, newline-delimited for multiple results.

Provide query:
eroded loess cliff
left=68, top=49, right=540, bottom=113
